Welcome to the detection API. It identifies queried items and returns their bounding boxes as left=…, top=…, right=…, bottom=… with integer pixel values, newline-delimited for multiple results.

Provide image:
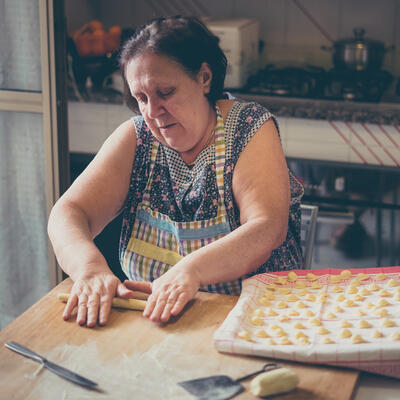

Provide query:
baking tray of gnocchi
left=214, top=266, right=400, bottom=378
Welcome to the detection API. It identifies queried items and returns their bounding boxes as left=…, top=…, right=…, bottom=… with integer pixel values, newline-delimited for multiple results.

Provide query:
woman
left=48, top=16, right=303, bottom=327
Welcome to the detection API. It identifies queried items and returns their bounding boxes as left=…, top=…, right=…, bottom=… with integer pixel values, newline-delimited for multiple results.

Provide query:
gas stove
left=245, top=65, right=394, bottom=103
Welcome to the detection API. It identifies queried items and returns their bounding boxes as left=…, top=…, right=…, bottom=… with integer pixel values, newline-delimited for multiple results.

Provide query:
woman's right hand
left=63, top=271, right=136, bottom=327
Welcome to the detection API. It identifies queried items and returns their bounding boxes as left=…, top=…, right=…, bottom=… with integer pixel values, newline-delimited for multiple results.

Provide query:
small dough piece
left=387, top=279, right=399, bottom=287
left=266, top=284, right=277, bottom=291
left=375, top=273, right=386, bottom=281
left=250, top=367, right=299, bottom=398
left=280, top=337, right=293, bottom=345
left=391, top=332, right=400, bottom=341
left=318, top=327, right=330, bottom=335
left=316, top=295, right=327, bottom=304
left=255, top=329, right=270, bottom=338
left=279, top=287, right=292, bottom=295
left=295, top=280, right=307, bottom=289
left=332, top=286, right=343, bottom=293
left=330, top=275, right=342, bottom=284
left=355, top=309, right=366, bottom=317
left=349, top=279, right=361, bottom=287
left=298, top=337, right=311, bottom=345
left=372, top=330, right=384, bottom=338
left=359, top=320, right=372, bottom=329
left=341, top=321, right=353, bottom=328
left=344, top=299, right=356, bottom=307
left=275, top=277, right=287, bottom=285
left=305, top=310, right=315, bottom=317
left=310, top=318, right=322, bottom=326
left=326, top=312, right=336, bottom=319
left=323, top=337, right=335, bottom=344
left=297, top=289, right=309, bottom=296
left=353, top=294, right=364, bottom=302
left=276, top=301, right=288, bottom=309
left=287, top=271, right=298, bottom=282
left=264, top=291, right=275, bottom=300
left=366, top=302, right=375, bottom=309
left=238, top=331, right=252, bottom=341
left=334, top=306, right=344, bottom=313
left=287, top=309, right=300, bottom=316
left=267, top=339, right=277, bottom=345
left=271, top=324, right=281, bottom=330
left=258, top=297, right=271, bottom=306
left=395, top=292, right=400, bottom=301
left=369, top=283, right=380, bottom=292
left=375, top=308, right=388, bottom=317
left=376, top=299, right=390, bottom=308
left=360, top=288, right=371, bottom=296
left=347, top=286, right=358, bottom=294
left=357, top=273, right=370, bottom=281
left=340, top=269, right=352, bottom=279
left=352, top=334, right=366, bottom=344
left=311, top=282, right=323, bottom=290
left=294, top=322, right=306, bottom=329
left=295, top=331, right=307, bottom=339
left=382, top=318, right=396, bottom=327
left=275, top=328, right=288, bottom=337
left=306, top=273, right=319, bottom=281
left=341, top=329, right=352, bottom=338
left=253, top=308, right=265, bottom=317
left=278, top=315, right=290, bottom=322
left=305, top=294, right=316, bottom=302
left=267, top=308, right=279, bottom=316
left=285, top=294, right=299, bottom=302
left=296, top=301, right=307, bottom=308
left=336, top=294, right=346, bottom=302
left=379, top=289, right=392, bottom=297
left=250, top=316, right=264, bottom=326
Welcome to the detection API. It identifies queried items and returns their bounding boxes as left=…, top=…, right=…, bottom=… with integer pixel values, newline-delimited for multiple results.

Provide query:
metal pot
left=323, top=28, right=392, bottom=71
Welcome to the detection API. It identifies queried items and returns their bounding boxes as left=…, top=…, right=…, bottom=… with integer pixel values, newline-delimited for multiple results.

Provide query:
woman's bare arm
left=48, top=119, right=137, bottom=326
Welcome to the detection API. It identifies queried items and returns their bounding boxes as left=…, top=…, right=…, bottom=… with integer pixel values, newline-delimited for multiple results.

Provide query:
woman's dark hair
left=119, top=16, right=227, bottom=113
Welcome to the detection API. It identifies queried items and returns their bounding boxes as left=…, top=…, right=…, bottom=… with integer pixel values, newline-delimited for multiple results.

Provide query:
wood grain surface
left=0, top=278, right=359, bottom=399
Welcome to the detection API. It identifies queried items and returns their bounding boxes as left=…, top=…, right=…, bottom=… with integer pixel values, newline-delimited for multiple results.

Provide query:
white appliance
left=206, top=18, right=259, bottom=88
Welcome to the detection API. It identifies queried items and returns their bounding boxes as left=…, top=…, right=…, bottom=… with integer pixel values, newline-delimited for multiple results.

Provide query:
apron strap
left=214, top=107, right=226, bottom=214
left=141, top=138, right=159, bottom=204
left=141, top=106, right=227, bottom=212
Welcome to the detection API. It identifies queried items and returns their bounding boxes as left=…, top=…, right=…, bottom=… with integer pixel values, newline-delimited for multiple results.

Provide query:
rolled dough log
left=57, top=293, right=147, bottom=311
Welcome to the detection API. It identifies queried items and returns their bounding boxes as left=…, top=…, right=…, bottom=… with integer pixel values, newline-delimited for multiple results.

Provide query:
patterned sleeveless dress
left=119, top=100, right=304, bottom=295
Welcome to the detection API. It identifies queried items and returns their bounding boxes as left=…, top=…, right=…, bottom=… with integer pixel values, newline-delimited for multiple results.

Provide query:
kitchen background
left=64, top=0, right=400, bottom=279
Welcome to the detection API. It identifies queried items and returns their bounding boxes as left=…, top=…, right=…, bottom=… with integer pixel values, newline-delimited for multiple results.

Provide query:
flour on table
left=19, top=334, right=227, bottom=400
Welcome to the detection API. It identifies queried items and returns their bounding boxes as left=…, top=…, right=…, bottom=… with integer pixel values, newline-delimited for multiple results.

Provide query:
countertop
left=0, top=278, right=363, bottom=400
left=68, top=94, right=400, bottom=168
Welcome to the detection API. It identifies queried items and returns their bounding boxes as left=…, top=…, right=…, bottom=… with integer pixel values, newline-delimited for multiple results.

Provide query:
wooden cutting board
left=0, top=278, right=359, bottom=399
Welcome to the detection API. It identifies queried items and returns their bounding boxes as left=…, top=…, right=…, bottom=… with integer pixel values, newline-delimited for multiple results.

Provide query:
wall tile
left=339, top=0, right=395, bottom=43
left=286, top=0, right=339, bottom=47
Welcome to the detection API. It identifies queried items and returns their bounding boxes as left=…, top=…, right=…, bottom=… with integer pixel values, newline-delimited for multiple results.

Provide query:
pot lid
left=335, top=28, right=384, bottom=47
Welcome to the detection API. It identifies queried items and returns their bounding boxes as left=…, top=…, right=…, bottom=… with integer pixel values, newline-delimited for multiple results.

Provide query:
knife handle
left=5, top=341, right=45, bottom=364
left=57, top=293, right=147, bottom=311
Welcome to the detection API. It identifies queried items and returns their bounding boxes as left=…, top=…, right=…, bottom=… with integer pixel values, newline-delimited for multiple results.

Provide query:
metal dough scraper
left=177, top=363, right=280, bottom=400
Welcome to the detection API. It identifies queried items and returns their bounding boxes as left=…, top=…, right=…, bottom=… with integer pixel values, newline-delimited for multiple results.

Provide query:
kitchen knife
left=5, top=341, right=98, bottom=389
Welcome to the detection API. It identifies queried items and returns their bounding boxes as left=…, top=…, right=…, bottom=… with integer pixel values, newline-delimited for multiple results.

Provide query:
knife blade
left=5, top=341, right=98, bottom=389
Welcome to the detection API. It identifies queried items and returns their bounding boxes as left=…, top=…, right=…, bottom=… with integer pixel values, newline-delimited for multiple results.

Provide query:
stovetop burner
left=245, top=65, right=393, bottom=103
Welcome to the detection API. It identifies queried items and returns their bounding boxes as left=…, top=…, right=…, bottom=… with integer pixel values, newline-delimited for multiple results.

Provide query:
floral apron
left=121, top=109, right=241, bottom=295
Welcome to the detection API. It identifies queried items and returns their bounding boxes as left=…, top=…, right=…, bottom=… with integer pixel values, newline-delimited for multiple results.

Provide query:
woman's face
left=125, top=51, right=215, bottom=158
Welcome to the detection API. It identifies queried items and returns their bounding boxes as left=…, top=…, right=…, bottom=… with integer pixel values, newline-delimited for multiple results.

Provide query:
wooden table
left=0, top=279, right=359, bottom=399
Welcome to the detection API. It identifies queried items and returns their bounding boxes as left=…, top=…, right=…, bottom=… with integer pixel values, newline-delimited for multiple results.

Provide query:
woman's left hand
left=124, top=266, right=201, bottom=322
